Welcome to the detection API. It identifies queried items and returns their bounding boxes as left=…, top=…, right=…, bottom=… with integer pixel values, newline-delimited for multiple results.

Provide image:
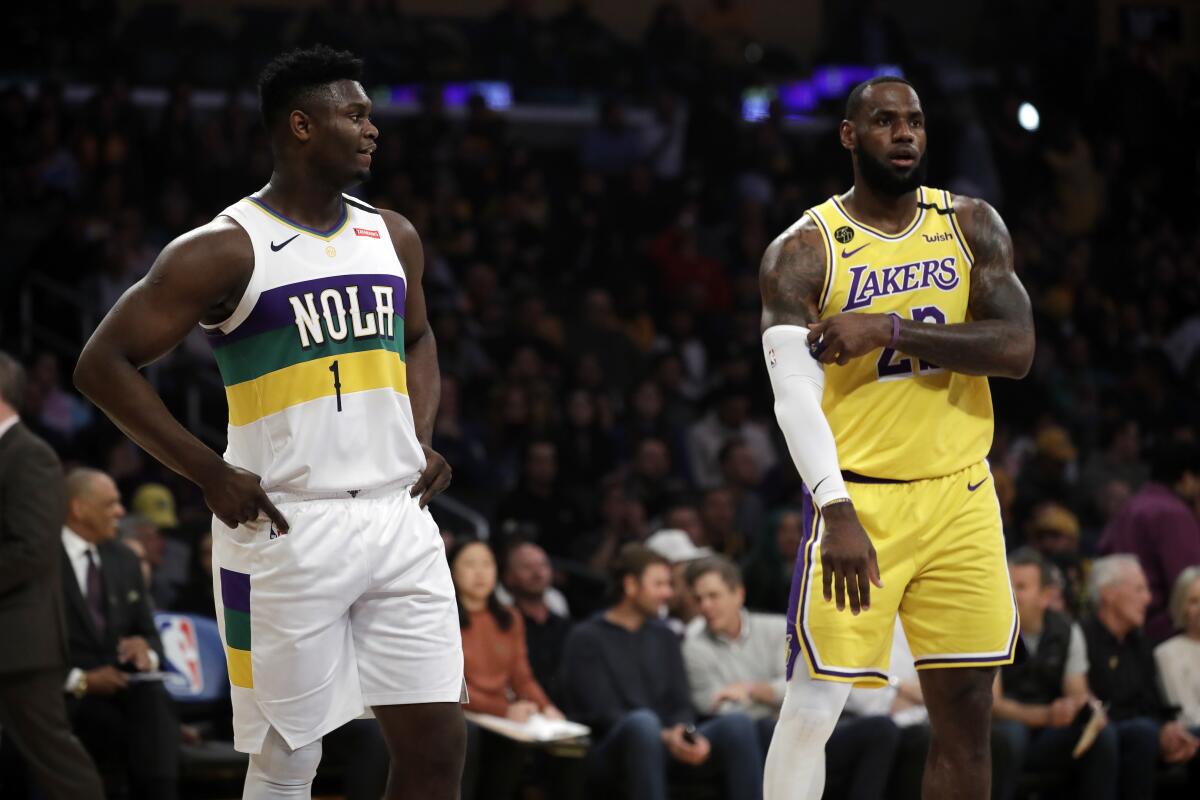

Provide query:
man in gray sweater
left=683, top=555, right=902, bottom=799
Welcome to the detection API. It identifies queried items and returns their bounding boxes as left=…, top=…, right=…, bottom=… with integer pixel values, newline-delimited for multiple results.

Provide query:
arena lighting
left=386, top=81, right=513, bottom=110
left=1018, top=101, right=1040, bottom=132
left=740, top=64, right=904, bottom=122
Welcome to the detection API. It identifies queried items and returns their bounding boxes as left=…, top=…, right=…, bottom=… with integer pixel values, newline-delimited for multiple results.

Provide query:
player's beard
left=857, top=148, right=928, bottom=197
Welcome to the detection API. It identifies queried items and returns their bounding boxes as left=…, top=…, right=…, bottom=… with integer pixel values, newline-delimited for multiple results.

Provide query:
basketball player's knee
left=776, top=676, right=849, bottom=745
left=245, top=730, right=322, bottom=797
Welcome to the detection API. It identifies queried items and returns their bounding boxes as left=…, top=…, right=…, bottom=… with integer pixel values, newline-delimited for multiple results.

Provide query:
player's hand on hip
left=202, top=463, right=289, bottom=533
left=807, top=314, right=892, bottom=366
left=819, top=501, right=883, bottom=615
left=411, top=445, right=452, bottom=508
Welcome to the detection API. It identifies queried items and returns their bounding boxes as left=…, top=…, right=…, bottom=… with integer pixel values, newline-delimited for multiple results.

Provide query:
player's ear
left=289, top=109, right=313, bottom=143
left=839, top=119, right=855, bottom=152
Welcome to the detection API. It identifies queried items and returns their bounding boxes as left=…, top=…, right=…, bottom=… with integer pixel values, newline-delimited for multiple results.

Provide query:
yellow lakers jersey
left=805, top=186, right=993, bottom=481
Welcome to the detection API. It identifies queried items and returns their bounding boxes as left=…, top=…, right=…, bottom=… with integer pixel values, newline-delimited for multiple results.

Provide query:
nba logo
left=157, top=615, right=204, bottom=695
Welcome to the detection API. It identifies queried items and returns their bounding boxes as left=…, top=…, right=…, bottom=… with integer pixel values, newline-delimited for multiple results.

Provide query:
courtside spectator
left=1155, top=566, right=1200, bottom=730
left=501, top=539, right=573, bottom=700
left=1082, top=555, right=1199, bottom=798
left=645, top=528, right=711, bottom=633
left=60, top=468, right=179, bottom=798
left=559, top=543, right=763, bottom=800
left=991, top=548, right=1117, bottom=800
left=450, top=538, right=563, bottom=800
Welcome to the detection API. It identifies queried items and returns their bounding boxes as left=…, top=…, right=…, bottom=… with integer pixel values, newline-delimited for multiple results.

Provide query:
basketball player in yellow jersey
left=760, top=77, right=1034, bottom=800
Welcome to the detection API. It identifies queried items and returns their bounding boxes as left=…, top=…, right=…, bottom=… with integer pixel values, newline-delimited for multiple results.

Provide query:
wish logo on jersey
left=842, top=257, right=959, bottom=312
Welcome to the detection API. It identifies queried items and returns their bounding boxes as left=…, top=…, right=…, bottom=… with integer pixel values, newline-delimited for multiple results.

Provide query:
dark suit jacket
left=0, top=421, right=69, bottom=674
left=61, top=538, right=165, bottom=672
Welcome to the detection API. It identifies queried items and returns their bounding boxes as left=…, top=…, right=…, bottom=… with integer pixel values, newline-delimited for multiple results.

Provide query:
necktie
left=86, top=549, right=107, bottom=635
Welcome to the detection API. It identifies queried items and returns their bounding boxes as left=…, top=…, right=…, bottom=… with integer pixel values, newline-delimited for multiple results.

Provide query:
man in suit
left=61, top=466, right=180, bottom=799
left=0, top=351, right=104, bottom=799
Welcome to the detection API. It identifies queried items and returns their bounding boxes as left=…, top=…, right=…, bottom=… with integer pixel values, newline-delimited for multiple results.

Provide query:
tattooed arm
left=759, top=218, right=825, bottom=330
left=760, top=219, right=882, bottom=615
left=895, top=197, right=1034, bottom=377
left=806, top=197, right=1035, bottom=379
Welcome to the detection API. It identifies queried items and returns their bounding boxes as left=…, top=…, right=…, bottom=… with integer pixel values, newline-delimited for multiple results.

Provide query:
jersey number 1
left=329, top=360, right=343, bottom=412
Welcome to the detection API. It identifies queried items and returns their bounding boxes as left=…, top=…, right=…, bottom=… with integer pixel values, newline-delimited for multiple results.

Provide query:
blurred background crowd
left=2, top=1, right=1199, bottom=798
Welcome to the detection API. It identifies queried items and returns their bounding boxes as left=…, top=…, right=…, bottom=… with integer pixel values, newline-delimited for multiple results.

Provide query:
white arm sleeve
left=763, top=325, right=851, bottom=509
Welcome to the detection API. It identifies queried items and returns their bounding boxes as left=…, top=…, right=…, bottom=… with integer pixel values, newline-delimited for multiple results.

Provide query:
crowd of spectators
left=3, top=0, right=1200, bottom=798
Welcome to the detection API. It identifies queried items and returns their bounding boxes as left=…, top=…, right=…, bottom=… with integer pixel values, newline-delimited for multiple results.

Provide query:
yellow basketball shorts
left=785, top=460, right=1018, bottom=688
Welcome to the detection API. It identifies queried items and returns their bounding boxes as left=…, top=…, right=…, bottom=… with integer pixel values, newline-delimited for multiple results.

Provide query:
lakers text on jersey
left=785, top=188, right=1016, bottom=687
left=807, top=186, right=992, bottom=482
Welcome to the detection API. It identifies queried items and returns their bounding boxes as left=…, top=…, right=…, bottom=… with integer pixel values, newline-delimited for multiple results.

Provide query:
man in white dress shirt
left=60, top=468, right=179, bottom=799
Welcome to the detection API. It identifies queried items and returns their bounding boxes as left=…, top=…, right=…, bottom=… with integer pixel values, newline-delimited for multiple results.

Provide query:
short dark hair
left=1007, top=546, right=1052, bottom=588
left=610, top=543, right=669, bottom=597
left=845, top=76, right=915, bottom=121
left=258, top=45, right=364, bottom=131
left=685, top=555, right=743, bottom=590
left=0, top=351, right=26, bottom=411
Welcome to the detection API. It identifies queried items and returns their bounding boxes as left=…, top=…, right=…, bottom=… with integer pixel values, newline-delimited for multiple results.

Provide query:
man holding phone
left=559, top=544, right=764, bottom=800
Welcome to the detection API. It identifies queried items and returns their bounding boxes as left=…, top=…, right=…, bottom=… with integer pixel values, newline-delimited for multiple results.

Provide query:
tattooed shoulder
left=760, top=216, right=826, bottom=330
left=953, top=195, right=1013, bottom=273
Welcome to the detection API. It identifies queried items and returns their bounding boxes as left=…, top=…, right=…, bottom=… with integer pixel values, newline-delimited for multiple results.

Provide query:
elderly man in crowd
left=1081, top=555, right=1199, bottom=798
left=60, top=467, right=179, bottom=799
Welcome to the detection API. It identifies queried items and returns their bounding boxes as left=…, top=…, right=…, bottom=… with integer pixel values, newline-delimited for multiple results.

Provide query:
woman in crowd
left=1155, top=566, right=1200, bottom=733
left=449, top=538, right=563, bottom=800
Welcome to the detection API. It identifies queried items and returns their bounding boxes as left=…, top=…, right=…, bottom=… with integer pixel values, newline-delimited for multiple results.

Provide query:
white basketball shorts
left=211, top=483, right=464, bottom=753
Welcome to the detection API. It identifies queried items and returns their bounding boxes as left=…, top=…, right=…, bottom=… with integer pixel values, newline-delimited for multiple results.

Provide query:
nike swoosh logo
left=841, top=243, right=870, bottom=259
left=270, top=234, right=300, bottom=252
left=967, top=477, right=989, bottom=492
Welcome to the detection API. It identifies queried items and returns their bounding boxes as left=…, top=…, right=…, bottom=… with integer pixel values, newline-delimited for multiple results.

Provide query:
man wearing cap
left=129, top=483, right=189, bottom=609
left=645, top=528, right=712, bottom=635
left=1014, top=425, right=1079, bottom=541
left=1099, top=442, right=1200, bottom=643
left=1027, top=503, right=1086, bottom=616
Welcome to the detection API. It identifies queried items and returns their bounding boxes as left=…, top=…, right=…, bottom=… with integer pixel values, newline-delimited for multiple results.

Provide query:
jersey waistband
left=266, top=473, right=422, bottom=504
left=841, top=460, right=989, bottom=486
left=841, top=470, right=908, bottom=485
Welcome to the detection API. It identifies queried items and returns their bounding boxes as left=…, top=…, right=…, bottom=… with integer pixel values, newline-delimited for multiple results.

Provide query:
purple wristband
left=888, top=313, right=900, bottom=348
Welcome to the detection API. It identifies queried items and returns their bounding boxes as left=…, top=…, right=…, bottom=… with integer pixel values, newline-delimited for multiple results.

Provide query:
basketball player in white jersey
left=75, top=46, right=464, bottom=799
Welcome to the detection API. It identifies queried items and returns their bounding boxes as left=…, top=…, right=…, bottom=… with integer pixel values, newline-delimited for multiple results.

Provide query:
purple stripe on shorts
left=220, top=567, right=251, bottom=613
left=785, top=488, right=816, bottom=680
left=788, top=487, right=890, bottom=684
